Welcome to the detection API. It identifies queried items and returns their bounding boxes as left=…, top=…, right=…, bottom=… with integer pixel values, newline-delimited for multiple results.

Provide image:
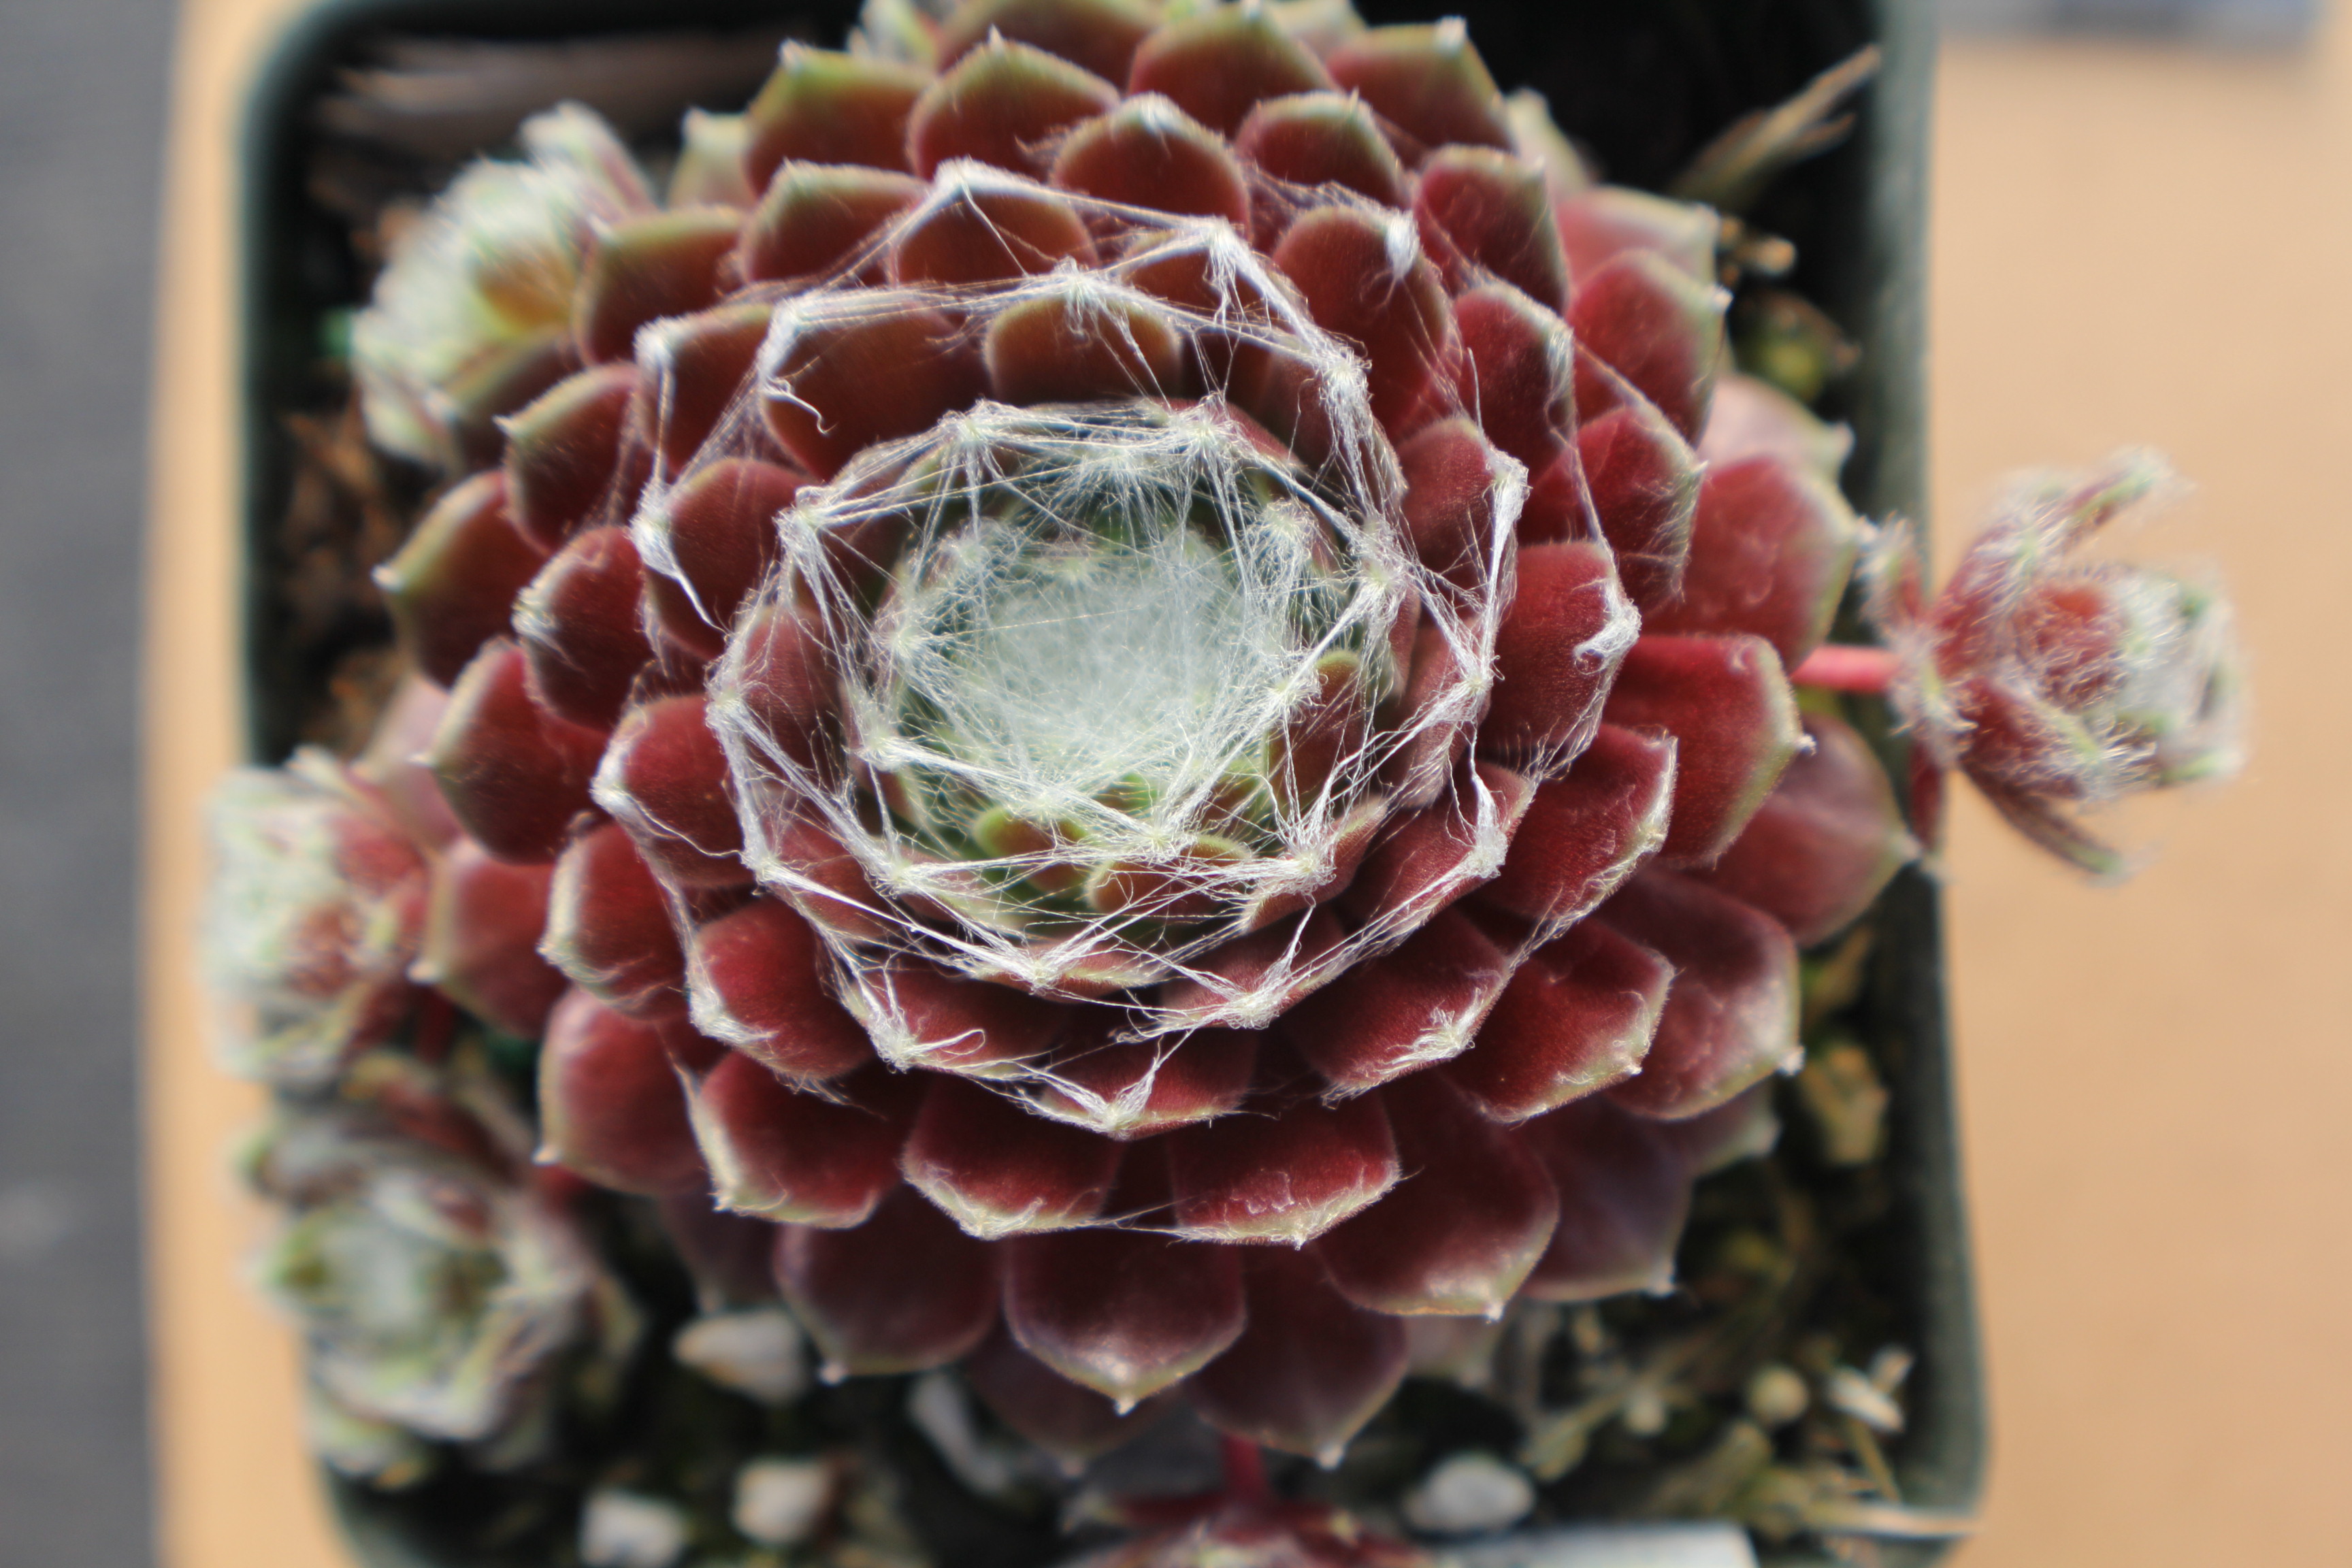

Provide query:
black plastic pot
left=237, top=2, right=1978, bottom=1563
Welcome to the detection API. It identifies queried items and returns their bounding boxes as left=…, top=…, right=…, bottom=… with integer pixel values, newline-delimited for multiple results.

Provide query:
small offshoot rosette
left=244, top=1053, right=636, bottom=1488
left=1861, top=451, right=2240, bottom=876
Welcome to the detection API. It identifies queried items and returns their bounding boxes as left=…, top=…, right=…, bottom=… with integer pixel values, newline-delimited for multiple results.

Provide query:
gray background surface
left=0, top=0, right=176, bottom=1561
left=1942, top=0, right=2314, bottom=42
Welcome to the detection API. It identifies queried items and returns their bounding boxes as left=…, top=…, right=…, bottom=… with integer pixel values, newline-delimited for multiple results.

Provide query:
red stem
left=1789, top=642, right=1899, bottom=694
left=412, top=989, right=457, bottom=1064
left=1219, top=1435, right=1271, bottom=1504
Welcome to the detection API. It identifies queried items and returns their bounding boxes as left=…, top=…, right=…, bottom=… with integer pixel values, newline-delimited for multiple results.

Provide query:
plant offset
left=206, top=2, right=2238, bottom=1563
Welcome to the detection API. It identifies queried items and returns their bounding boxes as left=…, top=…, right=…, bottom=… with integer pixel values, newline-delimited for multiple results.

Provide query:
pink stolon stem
left=1788, top=642, right=1898, bottom=694
left=1787, top=642, right=1943, bottom=844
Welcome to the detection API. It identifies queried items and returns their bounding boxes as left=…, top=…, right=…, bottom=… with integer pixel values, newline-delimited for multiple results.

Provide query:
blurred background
left=1944, top=0, right=2313, bottom=42
left=3, top=0, right=2346, bottom=1563
left=0, top=1, right=174, bottom=1563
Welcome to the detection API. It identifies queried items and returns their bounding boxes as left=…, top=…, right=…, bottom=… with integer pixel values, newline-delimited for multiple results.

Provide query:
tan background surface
left=143, top=3, right=2352, bottom=1563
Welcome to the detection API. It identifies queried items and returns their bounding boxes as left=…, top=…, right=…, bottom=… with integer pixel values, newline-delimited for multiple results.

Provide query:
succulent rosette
left=244, top=1052, right=636, bottom=1486
left=350, top=0, right=1923, bottom=1468
left=353, top=104, right=659, bottom=470
left=203, top=747, right=434, bottom=1086
left=206, top=677, right=577, bottom=1077
left=1861, top=449, right=2240, bottom=875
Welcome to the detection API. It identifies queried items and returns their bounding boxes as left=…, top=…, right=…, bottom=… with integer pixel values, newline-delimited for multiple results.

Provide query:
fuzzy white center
left=909, top=519, right=1284, bottom=809
left=861, top=408, right=1367, bottom=847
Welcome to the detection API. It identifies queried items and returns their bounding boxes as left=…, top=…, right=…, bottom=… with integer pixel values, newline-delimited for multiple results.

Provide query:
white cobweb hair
left=632, top=160, right=1630, bottom=1106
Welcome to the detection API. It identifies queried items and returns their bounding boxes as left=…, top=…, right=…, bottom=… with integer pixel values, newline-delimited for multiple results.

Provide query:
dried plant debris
left=271, top=395, right=425, bottom=753
left=1669, top=48, right=1883, bottom=218
left=319, top=28, right=795, bottom=164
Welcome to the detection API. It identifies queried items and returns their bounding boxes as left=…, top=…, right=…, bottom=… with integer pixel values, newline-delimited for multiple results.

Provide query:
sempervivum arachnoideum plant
left=350, top=0, right=1921, bottom=1471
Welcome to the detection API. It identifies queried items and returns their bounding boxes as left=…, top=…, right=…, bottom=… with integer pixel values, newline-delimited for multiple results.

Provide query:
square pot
left=233, top=2, right=1979, bottom=1563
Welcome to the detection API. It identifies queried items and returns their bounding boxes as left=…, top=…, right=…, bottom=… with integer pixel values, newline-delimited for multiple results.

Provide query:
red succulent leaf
left=1166, top=1066, right=1398, bottom=1245
left=427, top=640, right=607, bottom=864
left=1483, top=542, right=1639, bottom=760
left=595, top=694, right=750, bottom=889
left=1443, top=915, right=1670, bottom=1122
left=414, top=837, right=566, bottom=1039
left=744, top=46, right=925, bottom=189
left=1052, top=95, right=1252, bottom=224
left=512, top=525, right=654, bottom=731
left=1031, top=1022, right=1258, bottom=1138
left=1002, top=1213, right=1247, bottom=1405
left=1644, top=453, right=1863, bottom=668
left=1272, top=205, right=1452, bottom=434
left=1394, top=416, right=1512, bottom=583
left=1313, top=1073, right=1560, bottom=1316
left=902, top=1074, right=1126, bottom=1237
left=1595, top=869, right=1800, bottom=1120
left=891, top=179, right=1097, bottom=285
left=502, top=363, right=646, bottom=548
left=1233, top=92, right=1407, bottom=215
left=1659, top=1081, right=1782, bottom=1176
left=1553, top=386, right=1700, bottom=610
left=985, top=286, right=1194, bottom=404
left=376, top=472, right=551, bottom=688
left=1186, top=1247, right=1409, bottom=1462
left=773, top=1185, right=1001, bottom=1377
left=963, top=1324, right=1177, bottom=1465
left=639, top=301, right=771, bottom=476
left=574, top=208, right=742, bottom=365
left=537, top=987, right=710, bottom=1197
left=1476, top=722, right=1674, bottom=928
left=1518, top=1094, right=1691, bottom=1301
left=760, top=304, right=990, bottom=476
left=1569, top=250, right=1726, bottom=442
left=1126, top=5, right=1333, bottom=136
left=738, top=163, right=924, bottom=286
left=657, top=1192, right=782, bottom=1310
left=938, top=0, right=1159, bottom=92
left=907, top=38, right=1122, bottom=180
left=1449, top=282, right=1574, bottom=474
left=849, top=956, right=1068, bottom=1075
left=640, top=459, right=806, bottom=662
left=542, top=820, right=688, bottom=1017
left=687, top=898, right=872, bottom=1082
left=689, top=1053, right=909, bottom=1226
left=1340, top=762, right=1536, bottom=936
left=1554, top=185, right=1718, bottom=287
left=1323, top=22, right=1514, bottom=155
left=1599, top=632, right=1803, bottom=867
left=1690, top=712, right=1917, bottom=947
left=1286, top=906, right=1516, bottom=1093
left=1415, top=145, right=1571, bottom=310
left=723, top=599, right=840, bottom=773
